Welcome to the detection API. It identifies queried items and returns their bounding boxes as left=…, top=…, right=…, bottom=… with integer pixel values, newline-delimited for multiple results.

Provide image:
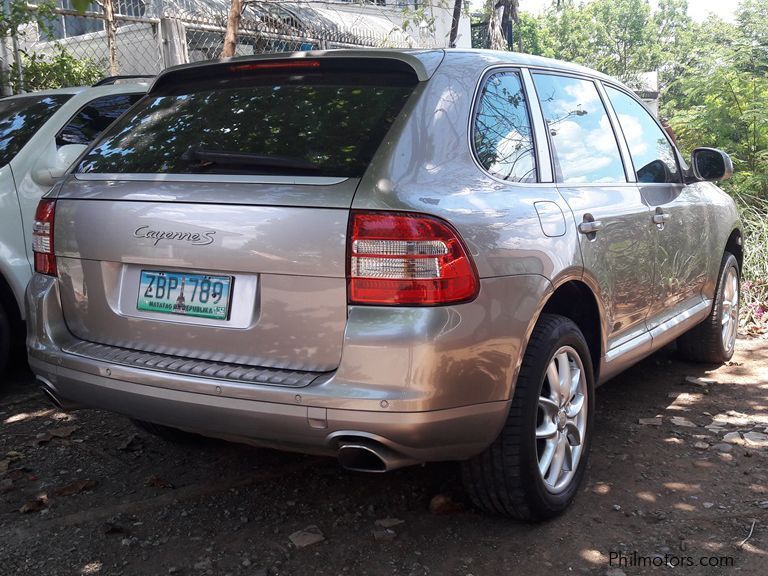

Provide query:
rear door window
left=604, top=85, right=681, bottom=184
left=0, top=94, right=72, bottom=166
left=473, top=70, right=537, bottom=182
left=76, top=63, right=417, bottom=177
left=532, top=73, right=626, bottom=184
left=57, top=93, right=144, bottom=147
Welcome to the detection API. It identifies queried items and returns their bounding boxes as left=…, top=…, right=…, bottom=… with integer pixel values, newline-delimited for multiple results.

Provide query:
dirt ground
left=1, top=339, right=767, bottom=576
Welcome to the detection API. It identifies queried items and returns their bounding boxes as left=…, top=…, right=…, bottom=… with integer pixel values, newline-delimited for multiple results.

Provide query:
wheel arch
left=0, top=268, right=25, bottom=352
left=724, top=227, right=743, bottom=272
left=532, top=279, right=604, bottom=382
left=0, top=270, right=23, bottom=324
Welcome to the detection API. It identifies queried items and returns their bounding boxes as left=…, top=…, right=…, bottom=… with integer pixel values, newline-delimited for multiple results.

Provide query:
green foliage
left=1, top=0, right=96, bottom=73
left=510, top=0, right=768, bottom=330
left=398, top=0, right=448, bottom=39
left=11, top=46, right=104, bottom=92
left=585, top=0, right=658, bottom=82
left=515, top=0, right=768, bottom=199
left=733, top=194, right=768, bottom=332
left=537, top=3, right=594, bottom=64
left=0, top=0, right=57, bottom=37
left=663, top=3, right=768, bottom=197
left=525, top=0, right=768, bottom=196
left=532, top=0, right=659, bottom=82
left=69, top=0, right=93, bottom=13
left=515, top=12, right=546, bottom=56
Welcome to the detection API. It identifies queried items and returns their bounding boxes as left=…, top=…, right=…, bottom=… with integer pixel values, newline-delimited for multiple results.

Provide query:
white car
left=0, top=80, right=148, bottom=377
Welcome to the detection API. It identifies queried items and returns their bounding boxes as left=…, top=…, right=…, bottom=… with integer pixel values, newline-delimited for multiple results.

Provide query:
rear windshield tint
left=76, top=64, right=417, bottom=177
left=0, top=94, right=71, bottom=166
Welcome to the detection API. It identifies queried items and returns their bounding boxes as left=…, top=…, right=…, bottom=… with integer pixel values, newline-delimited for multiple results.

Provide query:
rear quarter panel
left=354, top=52, right=581, bottom=282
left=352, top=52, right=585, bottom=401
left=692, top=181, right=742, bottom=300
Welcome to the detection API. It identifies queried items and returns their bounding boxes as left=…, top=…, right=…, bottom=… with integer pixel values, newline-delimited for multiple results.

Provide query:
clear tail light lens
left=32, top=199, right=57, bottom=276
left=348, top=211, right=479, bottom=306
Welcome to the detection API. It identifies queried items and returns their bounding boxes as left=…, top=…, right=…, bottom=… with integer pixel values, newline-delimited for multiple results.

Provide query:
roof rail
left=93, top=75, right=154, bottom=86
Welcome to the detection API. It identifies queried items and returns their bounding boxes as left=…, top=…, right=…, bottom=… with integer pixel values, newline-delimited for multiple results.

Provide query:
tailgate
left=48, top=55, right=423, bottom=375
left=54, top=189, right=350, bottom=372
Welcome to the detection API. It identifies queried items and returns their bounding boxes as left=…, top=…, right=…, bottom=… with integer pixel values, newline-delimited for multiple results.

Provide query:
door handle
left=578, top=220, right=603, bottom=234
left=653, top=209, right=670, bottom=229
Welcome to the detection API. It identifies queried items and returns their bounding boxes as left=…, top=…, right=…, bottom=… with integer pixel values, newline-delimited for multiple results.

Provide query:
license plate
left=137, top=270, right=233, bottom=320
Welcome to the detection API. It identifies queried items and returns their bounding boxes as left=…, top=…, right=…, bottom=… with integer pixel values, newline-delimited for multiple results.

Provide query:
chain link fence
left=470, top=20, right=514, bottom=50
left=2, top=0, right=423, bottom=95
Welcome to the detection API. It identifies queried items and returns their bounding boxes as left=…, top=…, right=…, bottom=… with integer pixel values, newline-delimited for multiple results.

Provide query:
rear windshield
left=75, top=64, right=417, bottom=177
left=0, top=94, right=71, bottom=166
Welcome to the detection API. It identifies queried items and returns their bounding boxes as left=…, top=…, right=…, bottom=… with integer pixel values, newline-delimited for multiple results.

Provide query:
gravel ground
left=1, top=339, right=767, bottom=576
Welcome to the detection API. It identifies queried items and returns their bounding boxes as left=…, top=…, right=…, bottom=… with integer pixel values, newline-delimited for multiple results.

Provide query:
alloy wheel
left=721, top=266, right=739, bottom=352
left=536, top=346, right=588, bottom=494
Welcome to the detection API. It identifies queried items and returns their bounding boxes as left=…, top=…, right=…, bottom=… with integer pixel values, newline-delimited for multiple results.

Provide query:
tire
left=677, top=252, right=739, bottom=364
left=462, top=314, right=595, bottom=521
left=0, top=301, right=10, bottom=378
left=131, top=419, right=202, bottom=443
left=0, top=287, right=26, bottom=379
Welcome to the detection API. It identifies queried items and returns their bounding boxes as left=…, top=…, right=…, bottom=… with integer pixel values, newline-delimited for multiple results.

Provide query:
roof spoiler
left=149, top=49, right=445, bottom=93
left=93, top=75, right=154, bottom=86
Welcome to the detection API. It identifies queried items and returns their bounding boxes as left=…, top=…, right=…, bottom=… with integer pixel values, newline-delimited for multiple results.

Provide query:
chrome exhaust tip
left=36, top=377, right=81, bottom=411
left=337, top=438, right=417, bottom=473
left=338, top=443, right=388, bottom=473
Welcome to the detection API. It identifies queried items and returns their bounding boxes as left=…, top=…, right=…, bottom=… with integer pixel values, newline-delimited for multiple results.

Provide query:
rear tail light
left=348, top=211, right=479, bottom=306
left=228, top=60, right=321, bottom=73
left=32, top=199, right=57, bottom=277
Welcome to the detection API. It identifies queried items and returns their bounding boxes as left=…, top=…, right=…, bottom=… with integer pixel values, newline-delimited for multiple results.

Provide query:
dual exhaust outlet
left=336, top=438, right=416, bottom=473
left=38, top=377, right=81, bottom=411
left=37, top=377, right=413, bottom=474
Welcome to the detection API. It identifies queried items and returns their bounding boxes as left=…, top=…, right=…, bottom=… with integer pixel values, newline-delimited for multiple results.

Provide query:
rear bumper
left=31, top=356, right=509, bottom=462
left=26, top=272, right=550, bottom=463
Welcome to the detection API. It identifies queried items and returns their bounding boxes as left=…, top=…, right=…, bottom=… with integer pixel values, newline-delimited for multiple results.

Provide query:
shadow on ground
left=1, top=339, right=766, bottom=576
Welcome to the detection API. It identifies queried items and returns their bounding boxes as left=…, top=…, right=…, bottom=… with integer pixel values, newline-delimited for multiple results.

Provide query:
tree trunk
left=102, top=0, right=118, bottom=75
left=160, top=18, right=189, bottom=68
left=448, top=0, right=462, bottom=48
left=0, top=39, right=13, bottom=95
left=510, top=0, right=522, bottom=52
left=488, top=1, right=508, bottom=51
left=221, top=0, right=244, bottom=59
left=488, top=0, right=522, bottom=52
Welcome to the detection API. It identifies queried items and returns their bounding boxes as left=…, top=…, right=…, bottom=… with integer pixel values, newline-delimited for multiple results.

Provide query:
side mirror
left=31, top=144, right=88, bottom=187
left=637, top=159, right=673, bottom=184
left=691, top=147, right=733, bottom=182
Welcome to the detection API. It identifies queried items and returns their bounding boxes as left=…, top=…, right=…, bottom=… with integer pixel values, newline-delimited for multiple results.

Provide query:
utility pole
left=448, top=0, right=462, bottom=48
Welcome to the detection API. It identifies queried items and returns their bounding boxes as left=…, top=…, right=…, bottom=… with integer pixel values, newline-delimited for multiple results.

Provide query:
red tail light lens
left=348, top=211, right=479, bottom=306
left=228, top=60, right=321, bottom=73
left=32, top=199, right=57, bottom=277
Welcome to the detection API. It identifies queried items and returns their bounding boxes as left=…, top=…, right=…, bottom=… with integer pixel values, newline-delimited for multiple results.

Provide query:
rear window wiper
left=182, top=147, right=320, bottom=172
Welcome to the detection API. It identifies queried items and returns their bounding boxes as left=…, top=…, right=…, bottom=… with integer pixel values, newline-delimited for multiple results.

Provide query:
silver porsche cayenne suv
left=26, top=50, right=742, bottom=520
